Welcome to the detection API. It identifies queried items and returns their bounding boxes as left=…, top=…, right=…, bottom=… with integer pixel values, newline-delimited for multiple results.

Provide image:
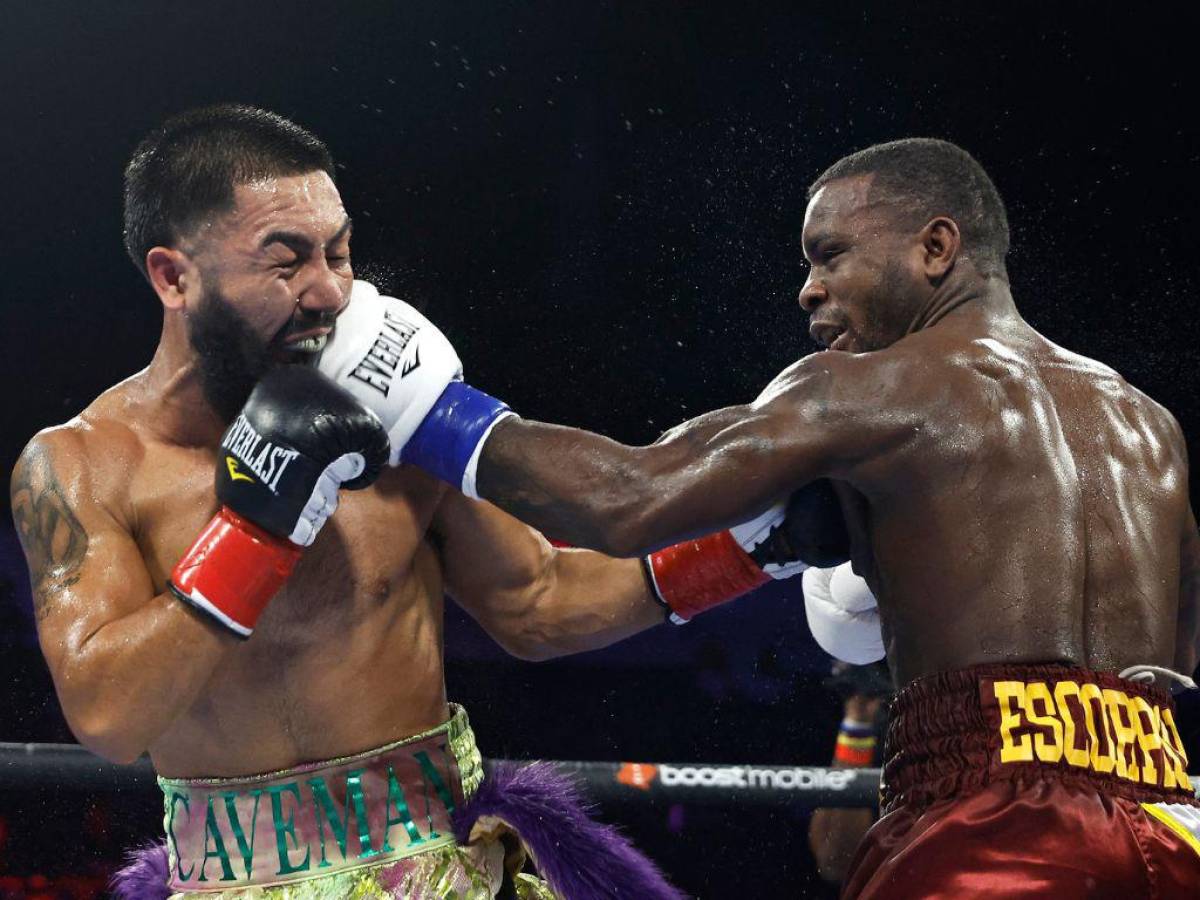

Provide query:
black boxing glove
left=753, top=478, right=851, bottom=570
left=169, top=366, right=390, bottom=637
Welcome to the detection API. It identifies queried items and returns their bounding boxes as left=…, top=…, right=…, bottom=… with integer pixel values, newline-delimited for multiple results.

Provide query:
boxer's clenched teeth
left=288, top=334, right=329, bottom=354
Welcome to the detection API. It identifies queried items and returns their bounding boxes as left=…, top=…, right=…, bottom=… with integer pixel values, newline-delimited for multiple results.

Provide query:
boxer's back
left=40, top=374, right=453, bottom=778
left=851, top=323, right=1190, bottom=686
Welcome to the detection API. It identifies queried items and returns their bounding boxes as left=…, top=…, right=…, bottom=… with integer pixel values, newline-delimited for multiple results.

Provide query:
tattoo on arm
left=11, top=447, right=89, bottom=620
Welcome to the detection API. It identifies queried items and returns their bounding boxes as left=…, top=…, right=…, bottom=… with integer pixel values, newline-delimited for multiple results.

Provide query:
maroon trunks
left=842, top=663, right=1200, bottom=899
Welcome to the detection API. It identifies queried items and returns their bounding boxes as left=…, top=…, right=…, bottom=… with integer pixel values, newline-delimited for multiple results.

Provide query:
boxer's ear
left=919, top=216, right=960, bottom=281
left=145, top=246, right=194, bottom=311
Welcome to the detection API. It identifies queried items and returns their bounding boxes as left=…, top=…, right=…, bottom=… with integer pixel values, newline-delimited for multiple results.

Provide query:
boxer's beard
left=186, top=285, right=278, bottom=422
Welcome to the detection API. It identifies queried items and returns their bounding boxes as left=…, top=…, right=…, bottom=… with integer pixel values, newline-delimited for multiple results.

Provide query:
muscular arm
left=431, top=489, right=665, bottom=661
left=476, top=352, right=921, bottom=557
left=10, top=433, right=236, bottom=763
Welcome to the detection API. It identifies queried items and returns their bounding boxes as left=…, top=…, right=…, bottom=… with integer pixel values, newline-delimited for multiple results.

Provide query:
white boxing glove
left=802, top=563, right=885, bottom=664
left=830, top=563, right=879, bottom=615
left=318, top=281, right=464, bottom=465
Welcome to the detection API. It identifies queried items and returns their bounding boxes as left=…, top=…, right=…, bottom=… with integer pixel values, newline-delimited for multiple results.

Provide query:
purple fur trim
left=452, top=761, right=688, bottom=900
left=110, top=841, right=172, bottom=900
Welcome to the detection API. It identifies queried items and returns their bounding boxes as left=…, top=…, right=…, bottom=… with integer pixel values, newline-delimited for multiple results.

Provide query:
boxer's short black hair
left=123, top=104, right=335, bottom=278
left=808, top=138, right=1010, bottom=279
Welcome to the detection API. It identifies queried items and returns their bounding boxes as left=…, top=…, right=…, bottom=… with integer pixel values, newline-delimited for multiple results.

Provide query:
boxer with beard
left=185, top=280, right=338, bottom=423
left=10, top=104, right=848, bottom=900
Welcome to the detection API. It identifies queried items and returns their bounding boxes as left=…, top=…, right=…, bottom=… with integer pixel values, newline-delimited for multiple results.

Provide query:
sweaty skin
left=9, top=173, right=662, bottom=775
left=477, top=175, right=1200, bottom=687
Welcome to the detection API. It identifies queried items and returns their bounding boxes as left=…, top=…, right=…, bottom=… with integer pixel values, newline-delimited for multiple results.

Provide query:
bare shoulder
left=755, top=340, right=968, bottom=433
left=10, top=382, right=153, bottom=616
left=749, top=344, right=953, bottom=485
left=1111, top=368, right=1188, bottom=457
left=1128, top=383, right=1190, bottom=474
left=1038, top=339, right=1186, bottom=458
left=11, top=382, right=147, bottom=527
left=1121, top=377, right=1187, bottom=454
left=757, top=343, right=932, bottom=410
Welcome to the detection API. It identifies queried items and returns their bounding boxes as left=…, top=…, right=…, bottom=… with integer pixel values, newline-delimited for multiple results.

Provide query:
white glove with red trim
left=643, top=500, right=801, bottom=623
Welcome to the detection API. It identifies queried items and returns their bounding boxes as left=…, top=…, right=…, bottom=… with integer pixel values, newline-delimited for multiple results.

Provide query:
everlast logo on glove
left=221, top=415, right=301, bottom=495
left=348, top=309, right=421, bottom=397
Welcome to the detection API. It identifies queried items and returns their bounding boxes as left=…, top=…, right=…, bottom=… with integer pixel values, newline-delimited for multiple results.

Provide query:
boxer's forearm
left=56, top=593, right=237, bottom=763
left=476, top=417, right=655, bottom=555
left=460, top=548, right=664, bottom=662
left=477, top=407, right=799, bottom=557
left=503, top=552, right=665, bottom=661
left=435, top=489, right=665, bottom=660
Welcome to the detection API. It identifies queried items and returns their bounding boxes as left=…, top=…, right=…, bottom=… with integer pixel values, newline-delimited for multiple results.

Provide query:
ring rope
left=0, top=741, right=881, bottom=807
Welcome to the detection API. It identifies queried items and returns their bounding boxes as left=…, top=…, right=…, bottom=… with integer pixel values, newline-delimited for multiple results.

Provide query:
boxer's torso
left=837, top=314, right=1189, bottom=686
left=73, top=374, right=454, bottom=778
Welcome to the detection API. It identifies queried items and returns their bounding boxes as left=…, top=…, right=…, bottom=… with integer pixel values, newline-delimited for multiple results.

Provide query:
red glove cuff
left=646, top=530, right=771, bottom=623
left=169, top=507, right=303, bottom=638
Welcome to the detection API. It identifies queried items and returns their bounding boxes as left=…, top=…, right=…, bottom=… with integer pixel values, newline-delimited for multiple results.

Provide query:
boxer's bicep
left=758, top=350, right=932, bottom=481
left=431, top=491, right=660, bottom=659
left=607, top=352, right=922, bottom=547
left=10, top=435, right=155, bottom=675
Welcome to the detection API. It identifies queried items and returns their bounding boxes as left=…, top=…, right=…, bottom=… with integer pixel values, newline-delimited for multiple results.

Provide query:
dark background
left=1, top=2, right=1198, bottom=898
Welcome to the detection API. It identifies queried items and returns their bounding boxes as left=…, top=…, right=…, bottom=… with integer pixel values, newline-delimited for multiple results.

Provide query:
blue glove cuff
left=401, top=382, right=511, bottom=490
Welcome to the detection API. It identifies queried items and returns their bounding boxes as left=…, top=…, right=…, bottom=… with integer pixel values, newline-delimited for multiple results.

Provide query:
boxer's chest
left=129, top=444, right=444, bottom=631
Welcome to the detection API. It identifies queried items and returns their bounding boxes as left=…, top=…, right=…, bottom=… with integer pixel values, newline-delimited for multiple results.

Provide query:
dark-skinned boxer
left=335, top=138, right=1200, bottom=898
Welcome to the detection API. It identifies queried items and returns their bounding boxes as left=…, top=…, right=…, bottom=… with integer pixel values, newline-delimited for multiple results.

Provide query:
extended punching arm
left=319, top=284, right=920, bottom=558
left=471, top=354, right=918, bottom=557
